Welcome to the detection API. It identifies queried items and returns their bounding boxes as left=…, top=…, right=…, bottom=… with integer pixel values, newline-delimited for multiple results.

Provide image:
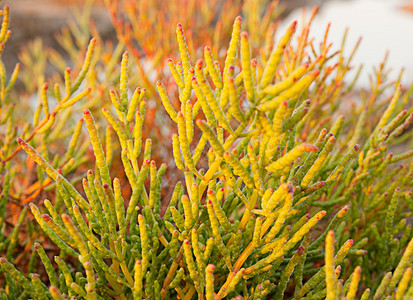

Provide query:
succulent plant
left=1, top=1, right=413, bottom=299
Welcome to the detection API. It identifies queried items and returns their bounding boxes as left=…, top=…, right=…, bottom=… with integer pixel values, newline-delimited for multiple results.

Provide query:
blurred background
left=3, top=0, right=413, bottom=87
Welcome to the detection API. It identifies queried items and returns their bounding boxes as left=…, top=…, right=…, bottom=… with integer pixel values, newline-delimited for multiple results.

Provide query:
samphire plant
left=2, top=0, right=413, bottom=299
left=105, top=0, right=282, bottom=95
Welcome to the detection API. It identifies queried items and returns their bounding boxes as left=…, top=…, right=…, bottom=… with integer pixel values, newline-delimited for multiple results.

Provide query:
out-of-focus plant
left=105, top=0, right=283, bottom=94
left=0, top=1, right=96, bottom=277
left=1, top=0, right=413, bottom=296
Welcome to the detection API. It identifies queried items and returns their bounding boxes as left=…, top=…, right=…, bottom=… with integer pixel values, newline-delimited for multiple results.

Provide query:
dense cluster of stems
left=0, top=1, right=413, bottom=299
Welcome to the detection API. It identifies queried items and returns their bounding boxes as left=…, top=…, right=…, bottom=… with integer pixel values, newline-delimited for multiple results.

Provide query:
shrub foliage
left=1, top=1, right=413, bottom=299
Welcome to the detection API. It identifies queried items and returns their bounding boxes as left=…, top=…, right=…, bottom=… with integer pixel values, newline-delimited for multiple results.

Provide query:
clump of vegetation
left=1, top=0, right=413, bottom=299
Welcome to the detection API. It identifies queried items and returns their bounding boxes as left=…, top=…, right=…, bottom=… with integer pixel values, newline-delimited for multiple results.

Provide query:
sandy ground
left=2, top=0, right=113, bottom=72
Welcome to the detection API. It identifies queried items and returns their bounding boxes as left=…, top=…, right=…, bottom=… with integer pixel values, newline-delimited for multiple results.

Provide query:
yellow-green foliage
left=1, top=1, right=413, bottom=300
